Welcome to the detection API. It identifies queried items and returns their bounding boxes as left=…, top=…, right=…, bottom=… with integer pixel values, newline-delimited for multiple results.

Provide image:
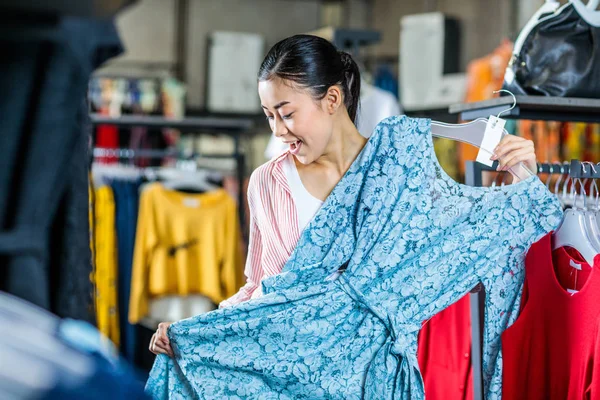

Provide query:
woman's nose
left=273, top=118, right=287, bottom=137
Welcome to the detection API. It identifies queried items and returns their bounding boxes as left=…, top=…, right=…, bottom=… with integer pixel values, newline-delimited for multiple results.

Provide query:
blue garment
left=374, top=65, right=399, bottom=99
left=111, top=179, right=142, bottom=363
left=43, top=319, right=148, bottom=400
left=145, top=116, right=562, bottom=399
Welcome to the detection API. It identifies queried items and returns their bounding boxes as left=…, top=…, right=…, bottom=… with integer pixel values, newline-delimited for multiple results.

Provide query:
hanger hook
left=574, top=163, right=588, bottom=209
left=492, top=89, right=517, bottom=119
left=554, top=164, right=564, bottom=195
left=584, top=161, right=599, bottom=210
left=596, top=162, right=600, bottom=210
left=545, top=163, right=554, bottom=190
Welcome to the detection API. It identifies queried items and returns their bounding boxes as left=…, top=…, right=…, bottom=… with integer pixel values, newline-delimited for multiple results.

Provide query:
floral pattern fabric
left=145, top=116, right=563, bottom=399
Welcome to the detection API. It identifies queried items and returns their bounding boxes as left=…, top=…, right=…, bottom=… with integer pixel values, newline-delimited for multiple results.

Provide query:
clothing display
left=129, top=184, right=242, bottom=324
left=502, top=233, right=600, bottom=399
left=281, top=153, right=323, bottom=233
left=145, top=116, right=562, bottom=399
left=93, top=185, right=121, bottom=347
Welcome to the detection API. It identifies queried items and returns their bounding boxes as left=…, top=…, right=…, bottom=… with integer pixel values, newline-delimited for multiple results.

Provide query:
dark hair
left=258, top=34, right=361, bottom=123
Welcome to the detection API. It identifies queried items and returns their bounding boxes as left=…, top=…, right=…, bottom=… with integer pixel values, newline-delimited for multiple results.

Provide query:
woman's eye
left=282, top=113, right=294, bottom=120
left=265, top=115, right=274, bottom=121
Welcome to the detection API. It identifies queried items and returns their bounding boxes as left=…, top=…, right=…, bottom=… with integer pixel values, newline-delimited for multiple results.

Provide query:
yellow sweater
left=129, top=184, right=241, bottom=324
left=93, top=185, right=120, bottom=347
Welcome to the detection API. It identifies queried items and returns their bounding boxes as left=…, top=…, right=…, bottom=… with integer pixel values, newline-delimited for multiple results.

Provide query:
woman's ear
left=323, top=85, right=343, bottom=115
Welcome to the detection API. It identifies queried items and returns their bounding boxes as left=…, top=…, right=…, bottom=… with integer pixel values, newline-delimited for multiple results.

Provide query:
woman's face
left=258, top=78, right=334, bottom=165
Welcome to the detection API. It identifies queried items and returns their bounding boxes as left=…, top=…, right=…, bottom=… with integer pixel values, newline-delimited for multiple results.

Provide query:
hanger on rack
left=430, top=89, right=533, bottom=182
left=553, top=162, right=599, bottom=266
left=91, top=147, right=220, bottom=193
left=582, top=162, right=600, bottom=251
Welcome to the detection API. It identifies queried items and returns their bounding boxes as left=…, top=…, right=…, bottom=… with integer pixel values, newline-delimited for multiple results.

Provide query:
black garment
left=49, top=100, right=95, bottom=323
left=0, top=16, right=122, bottom=313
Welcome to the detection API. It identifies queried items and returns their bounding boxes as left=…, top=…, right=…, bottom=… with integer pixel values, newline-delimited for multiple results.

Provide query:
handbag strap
left=570, top=0, right=600, bottom=27
left=513, top=0, right=560, bottom=57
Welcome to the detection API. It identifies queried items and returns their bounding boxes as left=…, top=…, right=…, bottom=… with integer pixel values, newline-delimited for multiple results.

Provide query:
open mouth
left=289, top=140, right=302, bottom=155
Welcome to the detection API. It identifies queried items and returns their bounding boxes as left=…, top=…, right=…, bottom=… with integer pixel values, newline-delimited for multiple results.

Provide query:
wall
left=370, top=0, right=518, bottom=71
left=112, top=0, right=177, bottom=65
left=185, top=0, right=321, bottom=108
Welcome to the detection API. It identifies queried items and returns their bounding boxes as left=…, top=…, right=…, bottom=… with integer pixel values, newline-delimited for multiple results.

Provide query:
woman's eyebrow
left=261, top=101, right=290, bottom=110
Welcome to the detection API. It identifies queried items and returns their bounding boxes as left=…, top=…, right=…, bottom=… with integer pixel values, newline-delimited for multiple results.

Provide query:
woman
left=147, top=35, right=545, bottom=397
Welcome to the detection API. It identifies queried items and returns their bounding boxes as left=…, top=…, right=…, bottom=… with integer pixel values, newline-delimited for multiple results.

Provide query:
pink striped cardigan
left=219, top=151, right=301, bottom=308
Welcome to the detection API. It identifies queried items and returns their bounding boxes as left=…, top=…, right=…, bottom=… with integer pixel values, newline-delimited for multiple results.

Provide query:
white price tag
left=476, top=116, right=506, bottom=167
left=570, top=260, right=582, bottom=270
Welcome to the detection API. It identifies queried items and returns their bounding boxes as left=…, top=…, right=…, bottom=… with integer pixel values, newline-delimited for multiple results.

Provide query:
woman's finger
left=154, top=341, right=174, bottom=357
left=157, top=322, right=171, bottom=345
left=498, top=148, right=535, bottom=171
left=151, top=339, right=172, bottom=356
left=149, top=333, right=157, bottom=353
left=150, top=334, right=165, bottom=355
left=492, top=138, right=534, bottom=160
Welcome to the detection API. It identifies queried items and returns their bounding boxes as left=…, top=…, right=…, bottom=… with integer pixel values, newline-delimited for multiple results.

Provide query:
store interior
left=2, top=0, right=600, bottom=399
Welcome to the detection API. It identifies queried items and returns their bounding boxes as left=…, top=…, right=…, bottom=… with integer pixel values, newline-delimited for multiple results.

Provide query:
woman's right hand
left=149, top=322, right=174, bottom=357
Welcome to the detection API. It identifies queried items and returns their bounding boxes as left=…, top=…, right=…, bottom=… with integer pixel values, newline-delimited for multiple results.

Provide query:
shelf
left=89, top=114, right=255, bottom=134
left=449, top=96, right=600, bottom=123
left=404, top=107, right=459, bottom=124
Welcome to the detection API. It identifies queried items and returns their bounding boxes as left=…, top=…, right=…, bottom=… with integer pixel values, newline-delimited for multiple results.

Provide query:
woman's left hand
left=490, top=135, right=537, bottom=179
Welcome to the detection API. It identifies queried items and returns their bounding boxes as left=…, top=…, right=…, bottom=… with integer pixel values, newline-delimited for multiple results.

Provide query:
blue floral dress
left=146, top=116, right=563, bottom=399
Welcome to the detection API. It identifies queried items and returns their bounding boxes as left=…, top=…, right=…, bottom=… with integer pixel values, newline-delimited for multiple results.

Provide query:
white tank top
left=281, top=154, right=323, bottom=233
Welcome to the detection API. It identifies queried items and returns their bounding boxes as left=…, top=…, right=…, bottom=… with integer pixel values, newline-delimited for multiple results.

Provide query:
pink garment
left=219, top=151, right=300, bottom=308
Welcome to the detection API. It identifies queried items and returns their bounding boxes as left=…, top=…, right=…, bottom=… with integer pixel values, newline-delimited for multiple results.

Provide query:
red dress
left=502, top=233, right=600, bottom=400
left=418, top=294, right=473, bottom=400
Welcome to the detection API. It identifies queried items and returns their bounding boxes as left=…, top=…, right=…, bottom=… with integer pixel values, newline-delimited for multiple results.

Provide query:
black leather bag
left=503, top=0, right=600, bottom=98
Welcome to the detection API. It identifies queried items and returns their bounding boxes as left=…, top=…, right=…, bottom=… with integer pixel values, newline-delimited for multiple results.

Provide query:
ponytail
left=338, top=51, right=361, bottom=123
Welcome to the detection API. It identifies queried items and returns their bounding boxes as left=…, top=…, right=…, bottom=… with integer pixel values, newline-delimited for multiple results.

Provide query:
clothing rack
left=569, top=160, right=600, bottom=179
left=92, top=147, right=236, bottom=160
left=90, top=114, right=255, bottom=238
left=452, top=96, right=600, bottom=400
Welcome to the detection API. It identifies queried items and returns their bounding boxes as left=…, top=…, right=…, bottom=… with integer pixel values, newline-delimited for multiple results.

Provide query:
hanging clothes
left=129, top=184, right=241, bottom=324
left=93, top=185, right=120, bottom=347
left=48, top=100, right=95, bottom=323
left=145, top=116, right=562, bottom=399
left=418, top=294, right=473, bottom=400
left=502, top=233, right=600, bottom=399
left=111, top=178, right=142, bottom=363
left=0, top=16, right=122, bottom=311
